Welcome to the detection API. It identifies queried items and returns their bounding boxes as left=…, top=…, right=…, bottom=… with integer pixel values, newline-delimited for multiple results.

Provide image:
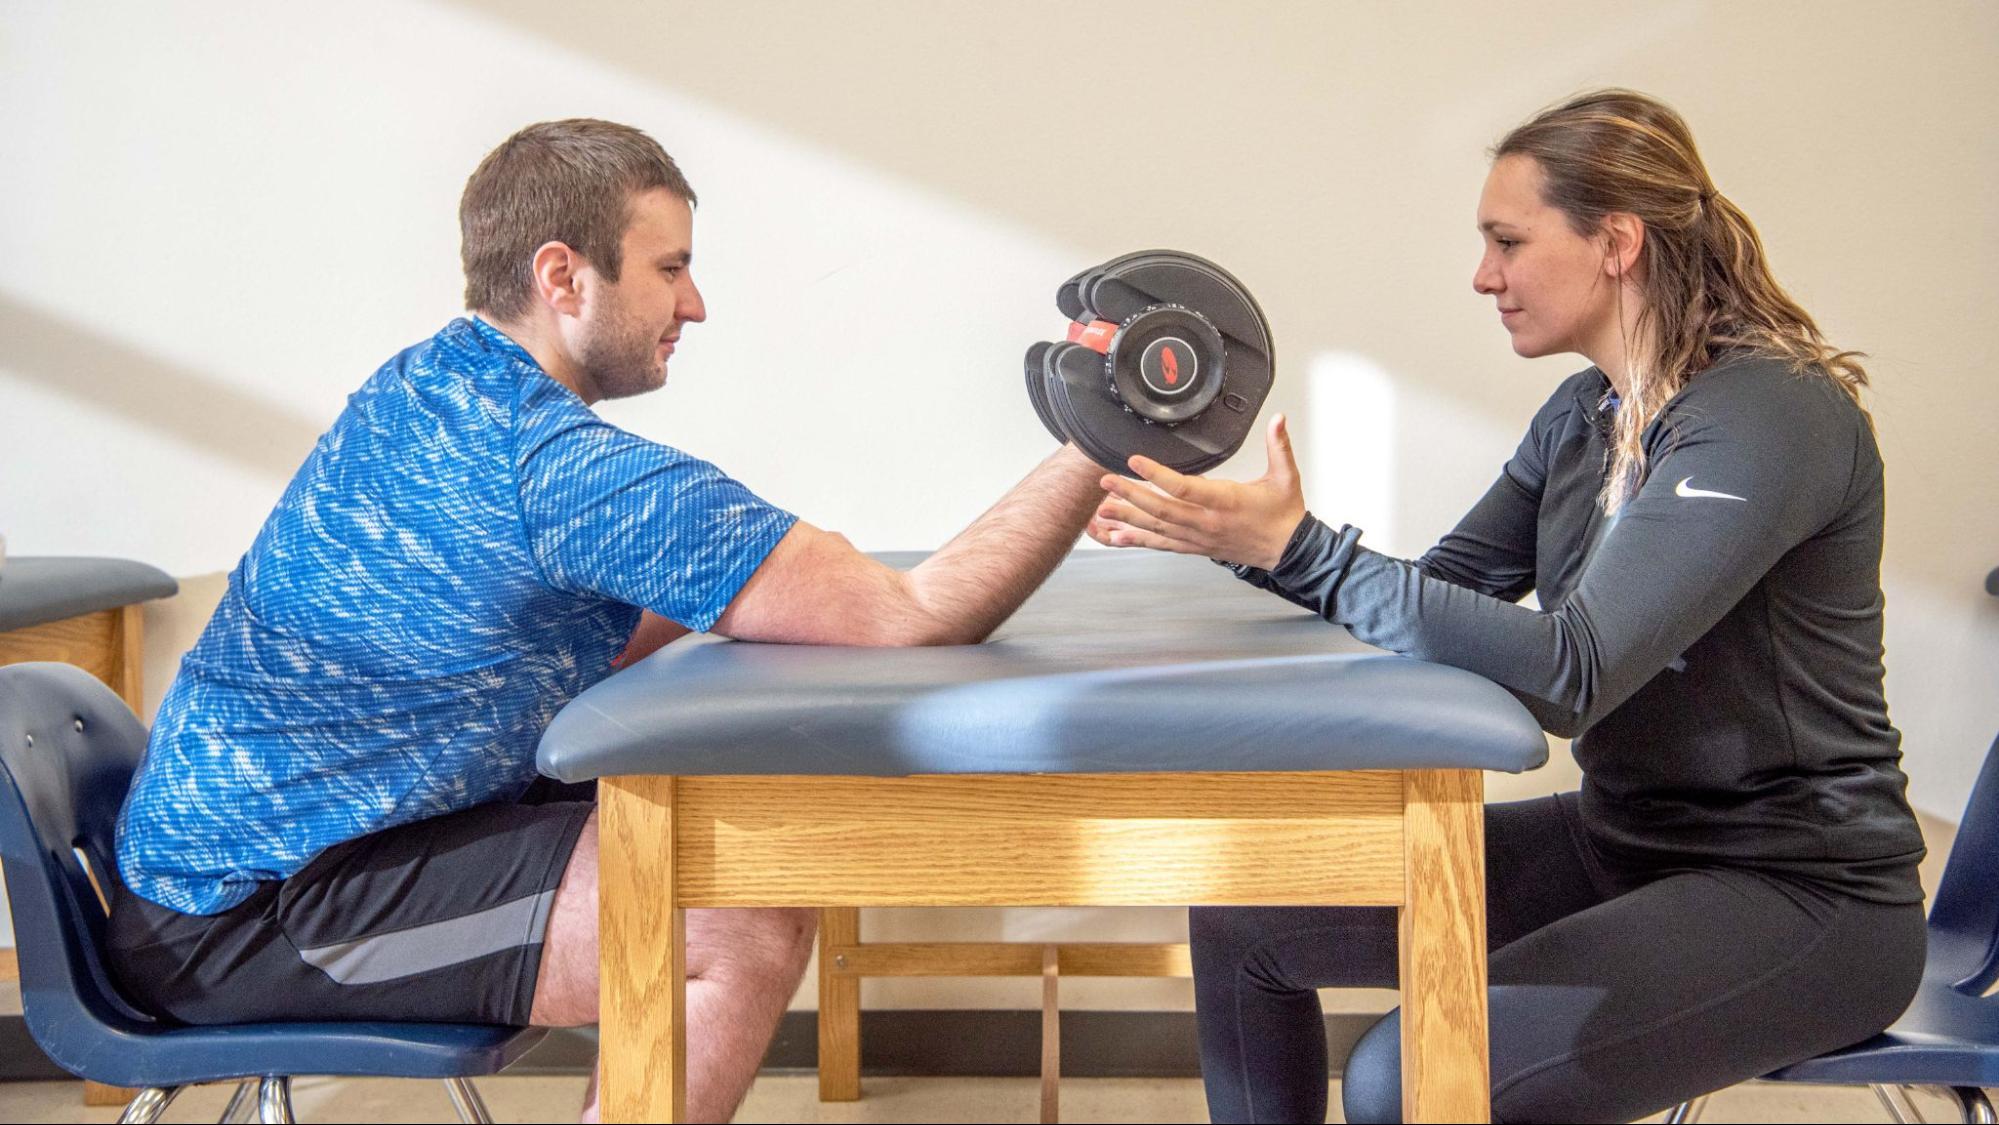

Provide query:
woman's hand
left=1088, top=414, right=1308, bottom=569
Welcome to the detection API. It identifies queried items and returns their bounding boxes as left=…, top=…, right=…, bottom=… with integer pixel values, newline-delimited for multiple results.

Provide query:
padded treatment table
left=0, top=557, right=178, bottom=710
left=538, top=550, right=1547, bottom=1123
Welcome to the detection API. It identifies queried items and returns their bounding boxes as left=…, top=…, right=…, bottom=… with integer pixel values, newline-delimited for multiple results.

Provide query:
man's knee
left=756, top=906, right=818, bottom=972
left=697, top=907, right=817, bottom=987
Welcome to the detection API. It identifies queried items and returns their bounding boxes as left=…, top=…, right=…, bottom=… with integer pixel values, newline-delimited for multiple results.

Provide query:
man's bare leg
left=529, top=810, right=818, bottom=1123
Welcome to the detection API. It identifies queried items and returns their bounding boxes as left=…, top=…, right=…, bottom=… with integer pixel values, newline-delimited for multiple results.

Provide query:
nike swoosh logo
left=1675, top=477, right=1747, bottom=502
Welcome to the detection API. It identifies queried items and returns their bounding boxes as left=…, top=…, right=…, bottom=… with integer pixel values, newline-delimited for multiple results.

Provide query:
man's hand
left=1089, top=415, right=1307, bottom=569
left=611, top=610, right=691, bottom=669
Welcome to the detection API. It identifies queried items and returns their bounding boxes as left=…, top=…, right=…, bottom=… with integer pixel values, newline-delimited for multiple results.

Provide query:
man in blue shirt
left=109, top=119, right=1104, bottom=1122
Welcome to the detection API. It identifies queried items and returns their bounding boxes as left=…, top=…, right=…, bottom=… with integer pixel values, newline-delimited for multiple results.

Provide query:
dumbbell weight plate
left=1022, top=341, right=1066, bottom=444
left=1028, top=249, right=1275, bottom=477
left=1044, top=338, right=1236, bottom=476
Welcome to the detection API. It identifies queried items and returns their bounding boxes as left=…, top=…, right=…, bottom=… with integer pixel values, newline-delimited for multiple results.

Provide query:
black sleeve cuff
left=1215, top=514, right=1363, bottom=620
left=1213, top=513, right=1315, bottom=583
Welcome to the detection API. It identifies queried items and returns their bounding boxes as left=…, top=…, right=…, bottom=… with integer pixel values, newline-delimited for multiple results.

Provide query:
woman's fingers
left=1265, top=414, right=1301, bottom=487
left=1093, top=517, right=1207, bottom=556
left=1097, top=495, right=1201, bottom=543
left=1127, top=454, right=1222, bottom=505
left=1100, top=473, right=1212, bottom=530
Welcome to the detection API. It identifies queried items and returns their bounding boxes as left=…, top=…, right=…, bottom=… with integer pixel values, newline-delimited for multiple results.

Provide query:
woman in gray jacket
left=1092, top=89, right=1927, bottom=1123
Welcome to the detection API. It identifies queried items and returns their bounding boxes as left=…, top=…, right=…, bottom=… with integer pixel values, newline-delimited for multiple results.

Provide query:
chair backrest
left=0, top=662, right=164, bottom=1043
left=1925, top=731, right=1999, bottom=994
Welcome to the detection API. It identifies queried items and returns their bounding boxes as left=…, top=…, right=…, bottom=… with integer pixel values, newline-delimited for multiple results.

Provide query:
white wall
left=2, top=2, right=1993, bottom=1008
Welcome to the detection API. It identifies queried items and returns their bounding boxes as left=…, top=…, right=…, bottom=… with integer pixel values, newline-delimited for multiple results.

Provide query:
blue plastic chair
left=0, top=662, right=548, bottom=1124
left=1664, top=730, right=1999, bottom=1125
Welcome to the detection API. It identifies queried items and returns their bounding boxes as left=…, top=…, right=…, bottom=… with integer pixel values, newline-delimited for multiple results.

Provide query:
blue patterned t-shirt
left=115, top=318, right=796, bottom=914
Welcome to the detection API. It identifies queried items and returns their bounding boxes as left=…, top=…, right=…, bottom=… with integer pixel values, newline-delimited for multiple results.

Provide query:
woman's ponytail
left=1495, top=91, right=1870, bottom=512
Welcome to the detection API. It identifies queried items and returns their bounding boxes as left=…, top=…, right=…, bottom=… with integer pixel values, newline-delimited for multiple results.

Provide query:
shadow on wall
left=440, top=0, right=1592, bottom=412
left=446, top=0, right=1696, bottom=287
left=0, top=293, right=324, bottom=483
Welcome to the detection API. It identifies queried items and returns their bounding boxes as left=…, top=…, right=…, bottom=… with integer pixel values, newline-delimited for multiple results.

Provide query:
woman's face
left=1473, top=155, right=1619, bottom=360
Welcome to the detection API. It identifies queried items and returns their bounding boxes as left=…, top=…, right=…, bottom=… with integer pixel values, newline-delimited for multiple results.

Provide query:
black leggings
left=1191, top=793, right=1926, bottom=1123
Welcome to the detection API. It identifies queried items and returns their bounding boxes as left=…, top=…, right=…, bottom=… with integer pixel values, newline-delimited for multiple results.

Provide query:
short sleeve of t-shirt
left=514, top=381, right=797, bottom=632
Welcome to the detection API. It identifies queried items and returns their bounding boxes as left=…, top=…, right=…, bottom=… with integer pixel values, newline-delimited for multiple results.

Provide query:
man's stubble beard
left=577, top=295, right=667, bottom=402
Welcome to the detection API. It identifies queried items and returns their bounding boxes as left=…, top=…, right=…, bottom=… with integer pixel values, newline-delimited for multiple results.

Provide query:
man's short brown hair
left=459, top=119, right=697, bottom=320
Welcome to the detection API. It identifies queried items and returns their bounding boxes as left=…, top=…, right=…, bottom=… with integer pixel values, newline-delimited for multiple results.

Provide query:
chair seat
left=1767, top=981, right=1999, bottom=1087
left=38, top=1013, right=548, bottom=1089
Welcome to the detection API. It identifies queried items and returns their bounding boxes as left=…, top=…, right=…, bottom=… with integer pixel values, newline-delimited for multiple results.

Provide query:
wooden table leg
left=1040, top=944, right=1059, bottom=1124
left=816, top=907, right=862, bottom=1101
left=600, top=776, right=686, bottom=1123
left=1398, top=768, right=1490, bottom=1123
left=113, top=603, right=145, bottom=714
left=97, top=607, right=145, bottom=1107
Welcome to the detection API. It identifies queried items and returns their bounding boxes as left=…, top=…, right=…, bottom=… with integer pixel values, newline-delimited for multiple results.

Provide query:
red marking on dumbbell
left=1066, top=319, right=1119, bottom=355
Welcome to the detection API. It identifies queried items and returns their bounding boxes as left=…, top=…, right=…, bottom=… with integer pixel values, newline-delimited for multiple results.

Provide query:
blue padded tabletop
left=537, top=550, right=1546, bottom=781
left=0, top=557, right=179, bottom=633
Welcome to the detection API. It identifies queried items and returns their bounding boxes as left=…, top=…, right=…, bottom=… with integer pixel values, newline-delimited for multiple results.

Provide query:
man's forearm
left=901, top=444, right=1103, bottom=644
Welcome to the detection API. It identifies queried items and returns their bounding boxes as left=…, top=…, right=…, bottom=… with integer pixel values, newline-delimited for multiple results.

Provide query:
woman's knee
left=1340, top=1010, right=1404, bottom=1125
left=1190, top=906, right=1290, bottom=994
left=1189, top=906, right=1244, bottom=967
left=1189, top=906, right=1303, bottom=972
left=1192, top=905, right=1398, bottom=993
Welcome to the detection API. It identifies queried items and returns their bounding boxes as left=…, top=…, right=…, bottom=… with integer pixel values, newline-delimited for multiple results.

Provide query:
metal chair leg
left=444, top=1077, right=495, bottom=1124
left=257, top=1076, right=296, bottom=1124
left=217, top=1079, right=256, bottom=1124
left=1663, top=1093, right=1709, bottom=1123
left=116, top=1086, right=182, bottom=1125
left=1875, top=1084, right=1928, bottom=1124
left=1948, top=1086, right=1997, bottom=1125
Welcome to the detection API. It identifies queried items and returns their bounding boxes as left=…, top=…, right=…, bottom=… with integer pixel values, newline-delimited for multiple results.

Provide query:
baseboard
left=506, top=1009, right=1384, bottom=1079
left=1, top=1010, right=1385, bottom=1082
left=0, top=1016, right=69, bottom=1081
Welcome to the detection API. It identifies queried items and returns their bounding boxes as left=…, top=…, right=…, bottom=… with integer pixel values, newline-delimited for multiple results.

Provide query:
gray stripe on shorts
left=297, top=888, right=559, bottom=986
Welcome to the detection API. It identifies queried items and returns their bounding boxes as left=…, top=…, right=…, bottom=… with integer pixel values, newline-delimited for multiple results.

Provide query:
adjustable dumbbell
left=1025, top=250, right=1274, bottom=476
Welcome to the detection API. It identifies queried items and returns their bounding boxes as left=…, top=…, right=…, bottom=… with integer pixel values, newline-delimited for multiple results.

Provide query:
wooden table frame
left=0, top=603, right=145, bottom=712
left=812, top=906, right=1196, bottom=1114
left=598, top=768, right=1490, bottom=1123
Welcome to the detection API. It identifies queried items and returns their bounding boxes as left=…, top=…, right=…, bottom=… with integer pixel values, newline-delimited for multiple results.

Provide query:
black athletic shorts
left=106, top=779, right=596, bottom=1027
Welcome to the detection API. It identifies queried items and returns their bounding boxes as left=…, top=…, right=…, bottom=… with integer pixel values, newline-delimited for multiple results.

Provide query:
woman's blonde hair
left=1494, top=89, right=1869, bottom=512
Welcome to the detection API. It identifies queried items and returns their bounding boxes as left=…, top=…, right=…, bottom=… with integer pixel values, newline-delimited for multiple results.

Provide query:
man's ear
left=530, top=241, right=588, bottom=317
left=1601, top=213, right=1646, bottom=281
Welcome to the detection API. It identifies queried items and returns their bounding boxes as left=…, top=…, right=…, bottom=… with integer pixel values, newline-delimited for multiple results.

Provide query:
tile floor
left=0, top=1070, right=1941, bottom=1123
